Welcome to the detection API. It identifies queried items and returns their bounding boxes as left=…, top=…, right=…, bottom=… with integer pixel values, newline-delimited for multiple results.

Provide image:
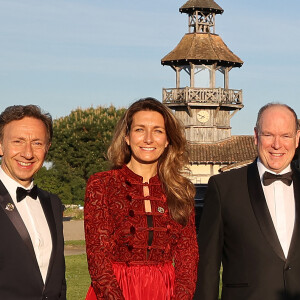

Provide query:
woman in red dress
left=84, top=98, right=198, bottom=300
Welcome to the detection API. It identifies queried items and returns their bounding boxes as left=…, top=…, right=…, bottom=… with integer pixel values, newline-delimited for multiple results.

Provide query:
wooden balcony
left=162, top=87, right=243, bottom=108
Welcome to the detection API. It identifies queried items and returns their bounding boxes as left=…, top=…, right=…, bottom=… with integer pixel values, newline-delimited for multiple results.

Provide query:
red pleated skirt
left=85, top=261, right=175, bottom=300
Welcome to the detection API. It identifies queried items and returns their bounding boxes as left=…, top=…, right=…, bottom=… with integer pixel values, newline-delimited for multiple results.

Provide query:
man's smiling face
left=254, top=105, right=300, bottom=173
left=0, top=117, right=50, bottom=187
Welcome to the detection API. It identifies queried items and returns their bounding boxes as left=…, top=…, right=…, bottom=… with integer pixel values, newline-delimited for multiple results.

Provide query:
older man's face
left=254, top=106, right=300, bottom=173
left=0, top=117, right=50, bottom=187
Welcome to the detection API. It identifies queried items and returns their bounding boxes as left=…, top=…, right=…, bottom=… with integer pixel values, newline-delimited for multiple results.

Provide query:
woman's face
left=125, top=110, right=169, bottom=166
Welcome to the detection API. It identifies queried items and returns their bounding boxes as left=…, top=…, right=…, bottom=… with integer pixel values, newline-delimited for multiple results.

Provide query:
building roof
left=220, top=160, right=254, bottom=172
left=188, top=135, right=257, bottom=164
left=180, top=0, right=224, bottom=14
left=161, top=33, right=243, bottom=67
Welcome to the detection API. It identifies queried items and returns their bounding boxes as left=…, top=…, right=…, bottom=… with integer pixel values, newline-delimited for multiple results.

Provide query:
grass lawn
left=65, top=240, right=86, bottom=246
left=66, top=254, right=90, bottom=300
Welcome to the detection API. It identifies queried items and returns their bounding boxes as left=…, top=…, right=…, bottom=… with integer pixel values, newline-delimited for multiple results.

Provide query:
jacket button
left=130, top=226, right=136, bottom=234
left=125, top=180, right=132, bottom=186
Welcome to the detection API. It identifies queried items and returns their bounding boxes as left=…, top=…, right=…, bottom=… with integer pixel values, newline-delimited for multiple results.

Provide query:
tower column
left=176, top=67, right=180, bottom=88
left=210, top=65, right=216, bottom=88
left=224, top=67, right=229, bottom=89
left=190, top=63, right=195, bottom=88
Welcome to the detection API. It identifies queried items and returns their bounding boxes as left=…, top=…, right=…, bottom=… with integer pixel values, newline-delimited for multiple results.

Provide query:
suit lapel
left=286, top=164, right=300, bottom=261
left=38, top=189, right=57, bottom=285
left=0, top=180, right=37, bottom=260
left=247, top=161, right=285, bottom=261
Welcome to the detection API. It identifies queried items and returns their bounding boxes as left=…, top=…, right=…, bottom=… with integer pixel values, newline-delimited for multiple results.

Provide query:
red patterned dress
left=84, top=165, right=198, bottom=300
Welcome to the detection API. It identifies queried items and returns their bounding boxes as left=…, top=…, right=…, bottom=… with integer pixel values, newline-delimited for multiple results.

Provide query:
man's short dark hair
left=255, top=102, right=299, bottom=133
left=0, top=105, right=53, bottom=144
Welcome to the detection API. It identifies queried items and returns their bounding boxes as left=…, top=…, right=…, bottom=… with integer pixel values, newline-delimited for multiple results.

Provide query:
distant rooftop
left=188, top=135, right=257, bottom=164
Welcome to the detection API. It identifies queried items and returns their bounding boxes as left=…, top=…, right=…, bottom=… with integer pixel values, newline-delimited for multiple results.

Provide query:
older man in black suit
left=0, top=105, right=66, bottom=300
left=195, top=103, right=300, bottom=300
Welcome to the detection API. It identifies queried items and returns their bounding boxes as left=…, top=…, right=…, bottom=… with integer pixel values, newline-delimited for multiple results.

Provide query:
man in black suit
left=0, top=105, right=66, bottom=300
left=195, top=103, right=300, bottom=300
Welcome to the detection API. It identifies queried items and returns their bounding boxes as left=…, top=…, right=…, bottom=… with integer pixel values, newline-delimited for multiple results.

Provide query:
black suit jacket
left=0, top=180, right=66, bottom=300
left=194, top=160, right=300, bottom=300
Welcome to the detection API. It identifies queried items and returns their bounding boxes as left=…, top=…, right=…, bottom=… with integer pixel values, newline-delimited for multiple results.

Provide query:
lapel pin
left=5, top=203, right=15, bottom=211
left=158, top=207, right=164, bottom=214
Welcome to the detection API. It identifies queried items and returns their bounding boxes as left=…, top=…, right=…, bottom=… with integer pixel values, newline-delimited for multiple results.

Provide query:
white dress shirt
left=0, top=167, right=52, bottom=282
left=257, top=159, right=295, bottom=258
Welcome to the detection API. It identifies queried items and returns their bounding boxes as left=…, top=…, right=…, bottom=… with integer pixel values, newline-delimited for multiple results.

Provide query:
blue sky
left=0, top=0, right=299, bottom=135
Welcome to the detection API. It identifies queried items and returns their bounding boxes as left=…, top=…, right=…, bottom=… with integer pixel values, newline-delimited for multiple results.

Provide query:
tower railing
left=162, top=87, right=243, bottom=105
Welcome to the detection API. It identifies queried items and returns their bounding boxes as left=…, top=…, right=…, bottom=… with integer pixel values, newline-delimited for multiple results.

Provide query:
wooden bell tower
left=161, top=0, right=243, bottom=144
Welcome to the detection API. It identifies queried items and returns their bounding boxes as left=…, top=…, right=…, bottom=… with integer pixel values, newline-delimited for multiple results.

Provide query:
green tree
left=35, top=105, right=125, bottom=204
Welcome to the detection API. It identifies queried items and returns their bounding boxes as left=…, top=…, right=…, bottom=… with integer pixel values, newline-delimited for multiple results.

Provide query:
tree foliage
left=35, top=105, right=125, bottom=204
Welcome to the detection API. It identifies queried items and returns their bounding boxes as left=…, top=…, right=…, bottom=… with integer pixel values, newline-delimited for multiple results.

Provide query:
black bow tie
left=16, top=185, right=38, bottom=202
left=263, top=171, right=293, bottom=186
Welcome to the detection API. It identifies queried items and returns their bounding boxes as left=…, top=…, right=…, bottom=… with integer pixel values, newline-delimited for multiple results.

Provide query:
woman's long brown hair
left=107, top=97, right=195, bottom=226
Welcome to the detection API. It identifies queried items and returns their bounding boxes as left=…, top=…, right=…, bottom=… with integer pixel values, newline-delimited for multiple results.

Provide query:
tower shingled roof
left=180, top=0, right=224, bottom=14
left=161, top=33, right=243, bottom=67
